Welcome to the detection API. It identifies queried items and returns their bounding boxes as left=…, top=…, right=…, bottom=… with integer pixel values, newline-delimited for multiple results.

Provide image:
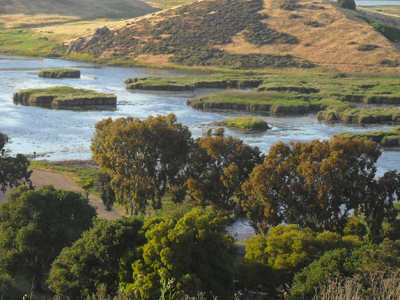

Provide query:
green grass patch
left=225, top=116, right=270, bottom=130
left=340, top=126, right=400, bottom=146
left=13, top=86, right=116, bottom=107
left=38, top=68, right=80, bottom=79
left=125, top=74, right=263, bottom=90
left=30, top=160, right=103, bottom=198
left=188, top=90, right=312, bottom=114
left=318, top=107, right=400, bottom=124
left=128, top=72, right=400, bottom=124
left=0, top=29, right=57, bottom=57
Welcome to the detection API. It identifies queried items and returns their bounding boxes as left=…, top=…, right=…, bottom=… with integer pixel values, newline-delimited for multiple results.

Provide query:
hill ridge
left=0, top=0, right=159, bottom=20
left=65, top=0, right=400, bottom=72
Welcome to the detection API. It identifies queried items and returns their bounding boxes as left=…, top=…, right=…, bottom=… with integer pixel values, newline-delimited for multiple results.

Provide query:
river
left=356, top=1, right=400, bottom=6
left=1, top=55, right=400, bottom=240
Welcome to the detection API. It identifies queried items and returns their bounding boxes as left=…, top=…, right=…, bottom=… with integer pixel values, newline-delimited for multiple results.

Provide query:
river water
left=356, top=1, right=400, bottom=6
left=1, top=55, right=400, bottom=240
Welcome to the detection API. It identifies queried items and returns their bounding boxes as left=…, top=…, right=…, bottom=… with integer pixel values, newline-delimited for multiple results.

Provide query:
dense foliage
left=48, top=217, right=145, bottom=299
left=91, top=114, right=192, bottom=214
left=122, top=209, right=236, bottom=300
left=0, top=132, right=32, bottom=193
left=237, top=225, right=361, bottom=296
left=242, top=136, right=400, bottom=242
left=187, top=136, right=263, bottom=211
left=337, top=0, right=356, bottom=10
left=0, top=185, right=96, bottom=290
left=290, top=239, right=400, bottom=299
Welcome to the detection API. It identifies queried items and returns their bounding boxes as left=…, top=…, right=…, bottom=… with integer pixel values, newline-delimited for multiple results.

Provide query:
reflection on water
left=356, top=1, right=400, bottom=6
left=227, top=217, right=257, bottom=242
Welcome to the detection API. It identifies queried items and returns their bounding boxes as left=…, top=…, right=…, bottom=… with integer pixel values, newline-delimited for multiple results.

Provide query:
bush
left=371, top=22, right=400, bottom=42
left=337, top=0, right=356, bottom=10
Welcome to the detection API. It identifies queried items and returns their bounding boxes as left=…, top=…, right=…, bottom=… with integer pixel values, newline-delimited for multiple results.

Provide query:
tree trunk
left=34, top=279, right=42, bottom=292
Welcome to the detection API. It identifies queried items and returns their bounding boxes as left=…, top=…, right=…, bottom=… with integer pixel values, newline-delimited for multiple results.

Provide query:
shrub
left=371, top=22, right=400, bottom=42
left=337, top=0, right=356, bottom=10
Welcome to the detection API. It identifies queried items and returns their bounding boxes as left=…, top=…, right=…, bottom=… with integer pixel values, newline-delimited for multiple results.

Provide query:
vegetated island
left=219, top=116, right=271, bottom=132
left=340, top=126, right=400, bottom=147
left=38, top=69, right=81, bottom=79
left=13, top=86, right=117, bottom=110
left=131, top=73, right=400, bottom=125
left=124, top=75, right=263, bottom=91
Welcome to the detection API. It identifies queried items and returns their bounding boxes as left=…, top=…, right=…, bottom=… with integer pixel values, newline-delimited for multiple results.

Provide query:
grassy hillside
left=0, top=0, right=159, bottom=24
left=60, top=0, right=400, bottom=72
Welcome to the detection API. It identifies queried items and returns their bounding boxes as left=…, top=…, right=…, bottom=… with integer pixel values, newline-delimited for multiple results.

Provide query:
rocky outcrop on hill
left=65, top=26, right=111, bottom=55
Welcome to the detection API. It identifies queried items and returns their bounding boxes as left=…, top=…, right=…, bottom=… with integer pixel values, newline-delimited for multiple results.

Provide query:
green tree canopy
left=242, top=136, right=399, bottom=242
left=187, top=136, right=263, bottom=212
left=337, top=0, right=356, bottom=10
left=48, top=217, right=145, bottom=300
left=91, top=114, right=192, bottom=214
left=122, top=208, right=236, bottom=300
left=0, top=132, right=32, bottom=193
left=290, top=238, right=400, bottom=300
left=0, top=185, right=96, bottom=290
left=238, top=224, right=361, bottom=296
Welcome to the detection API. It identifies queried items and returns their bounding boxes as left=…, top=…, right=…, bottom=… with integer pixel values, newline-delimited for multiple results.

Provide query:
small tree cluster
left=241, top=136, right=400, bottom=243
left=91, top=114, right=263, bottom=215
left=337, top=0, right=356, bottom=10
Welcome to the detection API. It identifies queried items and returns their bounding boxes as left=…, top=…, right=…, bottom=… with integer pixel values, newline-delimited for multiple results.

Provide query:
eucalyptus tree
left=91, top=113, right=192, bottom=214
left=187, top=136, right=264, bottom=212
left=242, top=136, right=400, bottom=242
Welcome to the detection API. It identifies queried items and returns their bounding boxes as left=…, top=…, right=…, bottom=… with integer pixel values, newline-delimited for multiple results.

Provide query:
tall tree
left=187, top=136, right=263, bottom=212
left=0, top=132, right=32, bottom=192
left=122, top=208, right=236, bottom=300
left=0, top=185, right=96, bottom=290
left=91, top=114, right=192, bottom=214
left=48, top=217, right=145, bottom=300
left=242, top=136, right=400, bottom=242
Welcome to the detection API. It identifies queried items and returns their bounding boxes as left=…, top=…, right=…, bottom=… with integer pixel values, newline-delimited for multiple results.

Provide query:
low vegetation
left=30, top=160, right=103, bottom=197
left=127, top=72, right=400, bottom=125
left=66, top=0, right=313, bottom=70
left=225, top=116, right=270, bottom=131
left=13, top=86, right=116, bottom=109
left=125, top=75, right=263, bottom=91
left=187, top=90, right=350, bottom=115
left=340, top=126, right=400, bottom=147
left=318, top=107, right=400, bottom=124
left=38, top=68, right=80, bottom=79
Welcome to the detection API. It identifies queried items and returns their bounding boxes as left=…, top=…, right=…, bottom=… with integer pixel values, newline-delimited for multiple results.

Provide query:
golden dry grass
left=0, top=14, right=80, bottom=29
left=20, top=0, right=400, bottom=72
left=217, top=0, right=400, bottom=72
left=32, top=19, right=126, bottom=42
left=0, top=0, right=158, bottom=20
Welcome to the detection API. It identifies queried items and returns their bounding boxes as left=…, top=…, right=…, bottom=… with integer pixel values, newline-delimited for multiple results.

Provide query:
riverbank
left=340, top=126, right=400, bottom=147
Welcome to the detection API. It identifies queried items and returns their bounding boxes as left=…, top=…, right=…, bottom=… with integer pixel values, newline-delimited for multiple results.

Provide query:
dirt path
left=0, top=169, right=123, bottom=220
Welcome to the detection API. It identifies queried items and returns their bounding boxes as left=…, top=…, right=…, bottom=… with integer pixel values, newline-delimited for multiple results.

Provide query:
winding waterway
left=1, top=55, right=400, bottom=240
